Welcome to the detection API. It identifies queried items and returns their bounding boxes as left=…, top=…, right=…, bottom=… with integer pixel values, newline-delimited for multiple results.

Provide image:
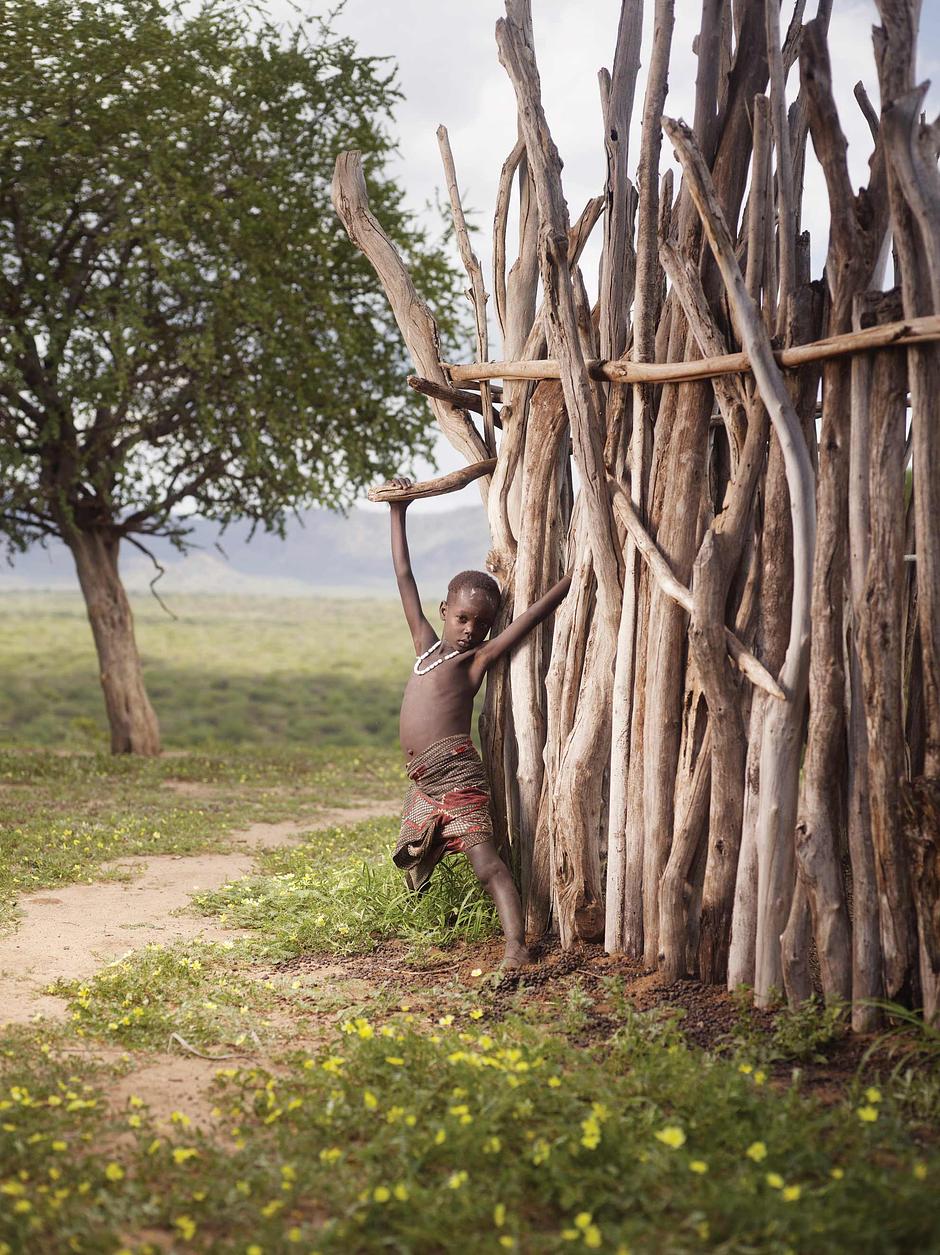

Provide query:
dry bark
left=64, top=529, right=161, bottom=756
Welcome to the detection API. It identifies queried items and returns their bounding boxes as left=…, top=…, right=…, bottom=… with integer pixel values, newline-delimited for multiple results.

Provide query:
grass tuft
left=194, top=818, right=499, bottom=960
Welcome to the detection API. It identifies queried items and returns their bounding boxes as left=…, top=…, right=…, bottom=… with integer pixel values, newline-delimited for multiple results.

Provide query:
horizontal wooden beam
left=367, top=459, right=498, bottom=503
left=448, top=313, right=940, bottom=386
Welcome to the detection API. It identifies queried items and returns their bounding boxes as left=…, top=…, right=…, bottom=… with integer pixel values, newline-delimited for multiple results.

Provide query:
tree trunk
left=65, top=529, right=161, bottom=756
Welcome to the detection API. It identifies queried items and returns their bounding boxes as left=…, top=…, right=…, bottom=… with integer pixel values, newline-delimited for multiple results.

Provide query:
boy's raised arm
left=387, top=479, right=437, bottom=655
left=471, top=571, right=572, bottom=677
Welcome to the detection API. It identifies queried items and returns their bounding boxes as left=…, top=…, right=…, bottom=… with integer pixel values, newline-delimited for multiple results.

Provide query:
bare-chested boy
left=384, top=477, right=571, bottom=968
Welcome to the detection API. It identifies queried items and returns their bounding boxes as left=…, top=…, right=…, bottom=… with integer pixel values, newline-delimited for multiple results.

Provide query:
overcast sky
left=270, top=1, right=940, bottom=506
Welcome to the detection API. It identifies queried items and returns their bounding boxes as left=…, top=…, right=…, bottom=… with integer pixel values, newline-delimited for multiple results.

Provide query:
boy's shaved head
left=446, top=570, right=501, bottom=619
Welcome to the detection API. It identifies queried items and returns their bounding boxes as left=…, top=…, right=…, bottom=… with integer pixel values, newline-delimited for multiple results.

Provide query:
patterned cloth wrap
left=393, top=734, right=493, bottom=892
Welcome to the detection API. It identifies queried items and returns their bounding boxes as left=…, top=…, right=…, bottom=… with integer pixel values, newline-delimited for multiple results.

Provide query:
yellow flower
left=363, top=1091, right=378, bottom=1110
left=127, top=1114, right=142, bottom=1128
left=385, top=1057, right=405, bottom=1066
left=913, top=1161, right=928, bottom=1181
left=857, top=1105, right=879, bottom=1123
left=782, top=1185, right=801, bottom=1202
left=471, top=968, right=483, bottom=977
left=448, top=1171, right=468, bottom=1189
left=469, top=1009, right=484, bottom=1020
left=173, top=1215, right=197, bottom=1241
left=865, top=1087, right=882, bottom=1104
left=435, top=1129, right=447, bottom=1145
left=499, top=1239, right=516, bottom=1250
left=51, top=1141, right=66, bottom=1152
left=583, top=1227, right=602, bottom=1249
left=494, top=1203, right=506, bottom=1227
left=394, top=1183, right=409, bottom=1201
left=765, top=1173, right=784, bottom=1190
left=690, top=1160, right=708, bottom=1174
left=738, top=1063, right=753, bottom=1074
left=129, top=1095, right=144, bottom=1108
left=580, top=1116, right=601, bottom=1149
left=746, top=1141, right=768, bottom=1162
left=831, top=1167, right=844, bottom=1180
left=438, top=1015, right=455, bottom=1027
left=548, top=1076, right=562, bottom=1088
left=172, top=1148, right=199, bottom=1165
left=319, top=1148, right=341, bottom=1163
left=246, top=1246, right=263, bottom=1255
left=575, top=1214, right=593, bottom=1231
left=373, top=1186, right=391, bottom=1203
left=104, top=1162, right=124, bottom=1182
left=654, top=1125, right=686, bottom=1149
left=287, top=1229, right=302, bottom=1243
left=484, top=1136, right=502, bottom=1154
left=753, top=1070, right=767, bottom=1086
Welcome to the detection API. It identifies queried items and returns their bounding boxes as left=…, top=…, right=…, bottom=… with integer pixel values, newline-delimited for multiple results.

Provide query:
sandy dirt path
left=0, top=803, right=391, bottom=1027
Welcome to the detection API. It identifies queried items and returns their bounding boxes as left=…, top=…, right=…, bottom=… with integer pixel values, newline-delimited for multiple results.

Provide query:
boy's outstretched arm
left=471, top=571, right=572, bottom=679
left=387, top=478, right=437, bottom=655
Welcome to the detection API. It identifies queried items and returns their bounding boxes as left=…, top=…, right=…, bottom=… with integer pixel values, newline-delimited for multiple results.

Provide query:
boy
left=385, top=476, right=571, bottom=968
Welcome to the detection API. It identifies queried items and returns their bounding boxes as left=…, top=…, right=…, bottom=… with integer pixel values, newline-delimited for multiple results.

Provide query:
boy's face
left=440, top=589, right=496, bottom=652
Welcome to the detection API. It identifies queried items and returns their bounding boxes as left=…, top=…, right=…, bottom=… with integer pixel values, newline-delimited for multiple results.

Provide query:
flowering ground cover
left=7, top=811, right=936, bottom=1253
left=0, top=595, right=937, bottom=1252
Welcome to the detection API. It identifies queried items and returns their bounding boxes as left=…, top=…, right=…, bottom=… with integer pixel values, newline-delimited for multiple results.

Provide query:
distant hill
left=0, top=506, right=493, bottom=599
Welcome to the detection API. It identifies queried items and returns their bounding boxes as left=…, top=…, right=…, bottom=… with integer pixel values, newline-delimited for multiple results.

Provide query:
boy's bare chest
left=403, top=658, right=476, bottom=705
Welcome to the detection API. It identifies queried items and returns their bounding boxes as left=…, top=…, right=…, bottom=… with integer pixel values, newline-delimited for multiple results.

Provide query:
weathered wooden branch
left=664, top=114, right=817, bottom=1006
left=331, top=151, right=490, bottom=478
left=446, top=313, right=940, bottom=384
left=367, top=459, right=497, bottom=503
left=437, top=125, right=495, bottom=456
left=492, top=136, right=526, bottom=340
left=407, top=375, right=503, bottom=422
left=608, top=479, right=785, bottom=702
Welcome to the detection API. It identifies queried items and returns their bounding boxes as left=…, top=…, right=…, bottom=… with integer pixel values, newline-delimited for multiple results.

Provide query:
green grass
left=1, top=591, right=938, bottom=1253
left=48, top=939, right=275, bottom=1052
left=193, top=816, right=499, bottom=961
left=0, top=1004, right=937, bottom=1254
left=0, top=747, right=401, bottom=918
left=0, top=591, right=415, bottom=749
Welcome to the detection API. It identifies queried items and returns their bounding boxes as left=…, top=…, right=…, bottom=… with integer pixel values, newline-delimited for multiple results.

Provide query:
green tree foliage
left=0, top=0, right=461, bottom=547
left=0, top=0, right=464, bottom=751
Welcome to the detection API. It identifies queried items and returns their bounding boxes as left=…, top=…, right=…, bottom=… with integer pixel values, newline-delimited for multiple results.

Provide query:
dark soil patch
left=271, top=937, right=881, bottom=1097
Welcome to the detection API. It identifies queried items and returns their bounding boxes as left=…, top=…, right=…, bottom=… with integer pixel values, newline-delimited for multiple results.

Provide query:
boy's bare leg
left=466, top=840, right=533, bottom=968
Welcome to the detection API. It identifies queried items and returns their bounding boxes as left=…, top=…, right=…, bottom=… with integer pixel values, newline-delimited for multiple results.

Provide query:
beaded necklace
left=413, top=639, right=460, bottom=675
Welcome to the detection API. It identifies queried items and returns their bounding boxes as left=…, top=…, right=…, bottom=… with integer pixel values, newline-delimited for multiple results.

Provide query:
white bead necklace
left=413, top=639, right=460, bottom=675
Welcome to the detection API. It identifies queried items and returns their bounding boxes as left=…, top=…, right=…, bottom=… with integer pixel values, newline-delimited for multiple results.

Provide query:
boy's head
left=440, top=570, right=501, bottom=651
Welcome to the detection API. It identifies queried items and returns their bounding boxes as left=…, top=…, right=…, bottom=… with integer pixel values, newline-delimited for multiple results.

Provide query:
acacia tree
left=345, top=0, right=940, bottom=1024
left=0, top=0, right=463, bottom=753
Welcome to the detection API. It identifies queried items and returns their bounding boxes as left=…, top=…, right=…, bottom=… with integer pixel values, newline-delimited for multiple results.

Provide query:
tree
left=0, top=0, right=464, bottom=753
left=341, top=0, right=940, bottom=1024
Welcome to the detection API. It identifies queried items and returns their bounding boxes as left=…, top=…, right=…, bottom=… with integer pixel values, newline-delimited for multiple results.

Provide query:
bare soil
left=0, top=802, right=390, bottom=1027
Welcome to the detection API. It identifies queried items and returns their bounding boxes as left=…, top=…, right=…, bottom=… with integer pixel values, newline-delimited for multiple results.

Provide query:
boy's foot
left=501, top=942, right=535, bottom=970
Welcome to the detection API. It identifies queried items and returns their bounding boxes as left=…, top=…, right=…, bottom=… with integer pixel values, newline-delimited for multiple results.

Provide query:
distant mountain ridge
left=0, top=506, right=493, bottom=598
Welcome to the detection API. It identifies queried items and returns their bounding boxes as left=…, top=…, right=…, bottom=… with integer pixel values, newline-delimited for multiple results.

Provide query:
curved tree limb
left=331, top=151, right=490, bottom=481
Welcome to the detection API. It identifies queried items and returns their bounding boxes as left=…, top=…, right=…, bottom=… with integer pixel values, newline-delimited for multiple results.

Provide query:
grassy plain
left=0, top=591, right=937, bottom=1253
left=0, top=590, right=413, bottom=749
